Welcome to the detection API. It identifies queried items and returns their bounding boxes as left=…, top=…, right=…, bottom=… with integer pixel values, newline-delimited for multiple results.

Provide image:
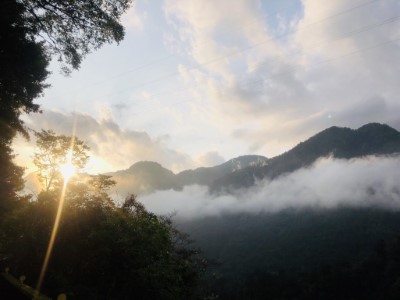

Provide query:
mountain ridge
left=210, top=122, right=400, bottom=192
left=24, top=123, right=400, bottom=196
left=108, top=155, right=269, bottom=195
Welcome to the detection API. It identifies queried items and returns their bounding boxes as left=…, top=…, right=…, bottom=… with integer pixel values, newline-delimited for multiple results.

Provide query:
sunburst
left=60, top=150, right=76, bottom=181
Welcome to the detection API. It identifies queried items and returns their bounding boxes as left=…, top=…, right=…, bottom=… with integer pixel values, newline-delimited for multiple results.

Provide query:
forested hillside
left=178, top=208, right=400, bottom=299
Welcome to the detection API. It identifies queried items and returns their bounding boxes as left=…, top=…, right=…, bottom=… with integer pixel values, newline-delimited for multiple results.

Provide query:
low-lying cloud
left=140, top=155, right=400, bottom=219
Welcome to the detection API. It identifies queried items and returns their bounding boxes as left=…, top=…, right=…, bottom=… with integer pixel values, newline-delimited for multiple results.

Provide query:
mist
left=140, top=155, right=400, bottom=219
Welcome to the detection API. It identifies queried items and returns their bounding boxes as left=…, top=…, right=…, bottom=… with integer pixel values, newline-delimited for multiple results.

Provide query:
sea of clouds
left=139, top=155, right=400, bottom=219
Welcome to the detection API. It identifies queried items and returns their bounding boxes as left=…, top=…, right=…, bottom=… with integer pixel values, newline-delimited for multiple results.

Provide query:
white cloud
left=14, top=110, right=195, bottom=174
left=121, top=3, right=147, bottom=32
left=196, top=151, right=225, bottom=167
left=162, top=0, right=400, bottom=158
left=140, top=155, right=400, bottom=219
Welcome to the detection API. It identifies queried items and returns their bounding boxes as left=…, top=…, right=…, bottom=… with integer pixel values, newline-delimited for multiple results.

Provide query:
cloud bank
left=163, top=0, right=400, bottom=156
left=140, top=155, right=400, bottom=219
left=15, top=110, right=194, bottom=174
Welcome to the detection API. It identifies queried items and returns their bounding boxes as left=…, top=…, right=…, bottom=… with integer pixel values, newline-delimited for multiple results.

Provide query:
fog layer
left=140, top=155, right=400, bottom=219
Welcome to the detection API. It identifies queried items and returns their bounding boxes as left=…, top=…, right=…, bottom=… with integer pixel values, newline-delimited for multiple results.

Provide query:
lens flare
left=35, top=117, right=77, bottom=298
left=60, top=162, right=75, bottom=181
left=60, top=150, right=75, bottom=181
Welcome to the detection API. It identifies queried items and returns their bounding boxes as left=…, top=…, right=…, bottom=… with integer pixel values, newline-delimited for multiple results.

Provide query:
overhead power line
left=88, top=10, right=400, bottom=112
left=67, top=0, right=302, bottom=94
left=67, top=0, right=380, bottom=99
left=129, top=34, right=400, bottom=118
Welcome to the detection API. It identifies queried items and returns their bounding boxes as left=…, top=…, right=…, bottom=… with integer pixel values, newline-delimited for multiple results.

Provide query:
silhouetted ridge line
left=210, top=123, right=400, bottom=192
left=108, top=155, right=268, bottom=195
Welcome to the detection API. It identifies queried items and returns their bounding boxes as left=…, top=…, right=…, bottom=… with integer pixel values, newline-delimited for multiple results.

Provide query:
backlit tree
left=33, top=130, right=90, bottom=191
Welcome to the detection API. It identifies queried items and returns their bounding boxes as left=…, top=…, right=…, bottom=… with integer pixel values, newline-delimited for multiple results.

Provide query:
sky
left=13, top=0, right=400, bottom=175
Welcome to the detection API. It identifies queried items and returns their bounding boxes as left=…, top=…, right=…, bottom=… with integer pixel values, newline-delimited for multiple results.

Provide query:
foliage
left=0, top=0, right=48, bottom=213
left=0, top=0, right=133, bottom=215
left=0, top=141, right=26, bottom=215
left=1, top=0, right=133, bottom=137
left=211, top=235, right=400, bottom=300
left=19, top=0, right=132, bottom=72
left=0, top=0, right=50, bottom=138
left=0, top=1, right=207, bottom=297
left=1, top=191, right=204, bottom=299
left=33, top=130, right=90, bottom=191
left=179, top=208, right=400, bottom=299
left=1, top=131, right=204, bottom=299
left=64, top=174, right=117, bottom=209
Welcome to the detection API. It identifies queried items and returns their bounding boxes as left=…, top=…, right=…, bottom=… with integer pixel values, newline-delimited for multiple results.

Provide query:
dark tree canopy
left=0, top=2, right=48, bottom=210
left=1, top=191, right=204, bottom=299
left=0, top=0, right=49, bottom=138
left=1, top=131, right=205, bottom=298
left=20, top=0, right=132, bottom=71
left=0, top=0, right=133, bottom=137
left=0, top=0, right=133, bottom=212
left=0, top=143, right=26, bottom=214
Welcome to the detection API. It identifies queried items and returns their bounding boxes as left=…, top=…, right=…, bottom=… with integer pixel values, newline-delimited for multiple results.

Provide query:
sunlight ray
left=34, top=115, right=77, bottom=298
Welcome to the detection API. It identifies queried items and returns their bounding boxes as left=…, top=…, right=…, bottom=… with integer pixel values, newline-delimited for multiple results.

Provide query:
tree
left=1, top=0, right=133, bottom=132
left=66, top=174, right=117, bottom=209
left=1, top=131, right=206, bottom=298
left=33, top=129, right=90, bottom=191
left=0, top=0, right=133, bottom=211
left=20, top=0, right=132, bottom=71
left=1, top=190, right=204, bottom=299
left=2, top=194, right=205, bottom=299
left=0, top=143, right=26, bottom=214
left=0, top=0, right=50, bottom=213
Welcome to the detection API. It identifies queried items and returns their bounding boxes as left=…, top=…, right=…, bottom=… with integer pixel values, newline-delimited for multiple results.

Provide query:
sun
left=60, top=162, right=76, bottom=181
left=60, top=151, right=76, bottom=181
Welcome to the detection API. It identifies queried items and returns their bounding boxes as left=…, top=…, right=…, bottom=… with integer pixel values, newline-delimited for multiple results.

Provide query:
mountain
left=109, top=161, right=177, bottom=195
left=24, top=123, right=400, bottom=197
left=211, top=123, right=400, bottom=192
left=107, top=123, right=400, bottom=195
left=175, top=155, right=267, bottom=188
left=108, top=155, right=268, bottom=196
left=172, top=123, right=400, bottom=299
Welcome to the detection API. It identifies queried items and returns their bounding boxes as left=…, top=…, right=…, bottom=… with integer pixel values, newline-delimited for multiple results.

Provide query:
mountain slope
left=211, top=123, right=400, bottom=192
left=175, top=155, right=268, bottom=188
left=109, top=155, right=268, bottom=195
left=109, top=161, right=177, bottom=195
left=178, top=208, right=400, bottom=299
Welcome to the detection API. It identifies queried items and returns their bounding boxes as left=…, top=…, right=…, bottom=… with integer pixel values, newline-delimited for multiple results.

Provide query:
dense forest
left=179, top=208, right=400, bottom=299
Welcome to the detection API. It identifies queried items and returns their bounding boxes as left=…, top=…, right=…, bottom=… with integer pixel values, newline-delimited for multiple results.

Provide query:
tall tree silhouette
left=0, top=0, right=133, bottom=212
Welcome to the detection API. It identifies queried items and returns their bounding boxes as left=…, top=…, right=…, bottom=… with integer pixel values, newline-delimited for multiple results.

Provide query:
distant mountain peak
left=356, top=122, right=399, bottom=135
left=107, top=155, right=268, bottom=195
left=211, top=123, right=400, bottom=192
left=128, top=161, right=168, bottom=171
left=97, top=123, right=400, bottom=196
left=357, top=122, right=387, bottom=129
